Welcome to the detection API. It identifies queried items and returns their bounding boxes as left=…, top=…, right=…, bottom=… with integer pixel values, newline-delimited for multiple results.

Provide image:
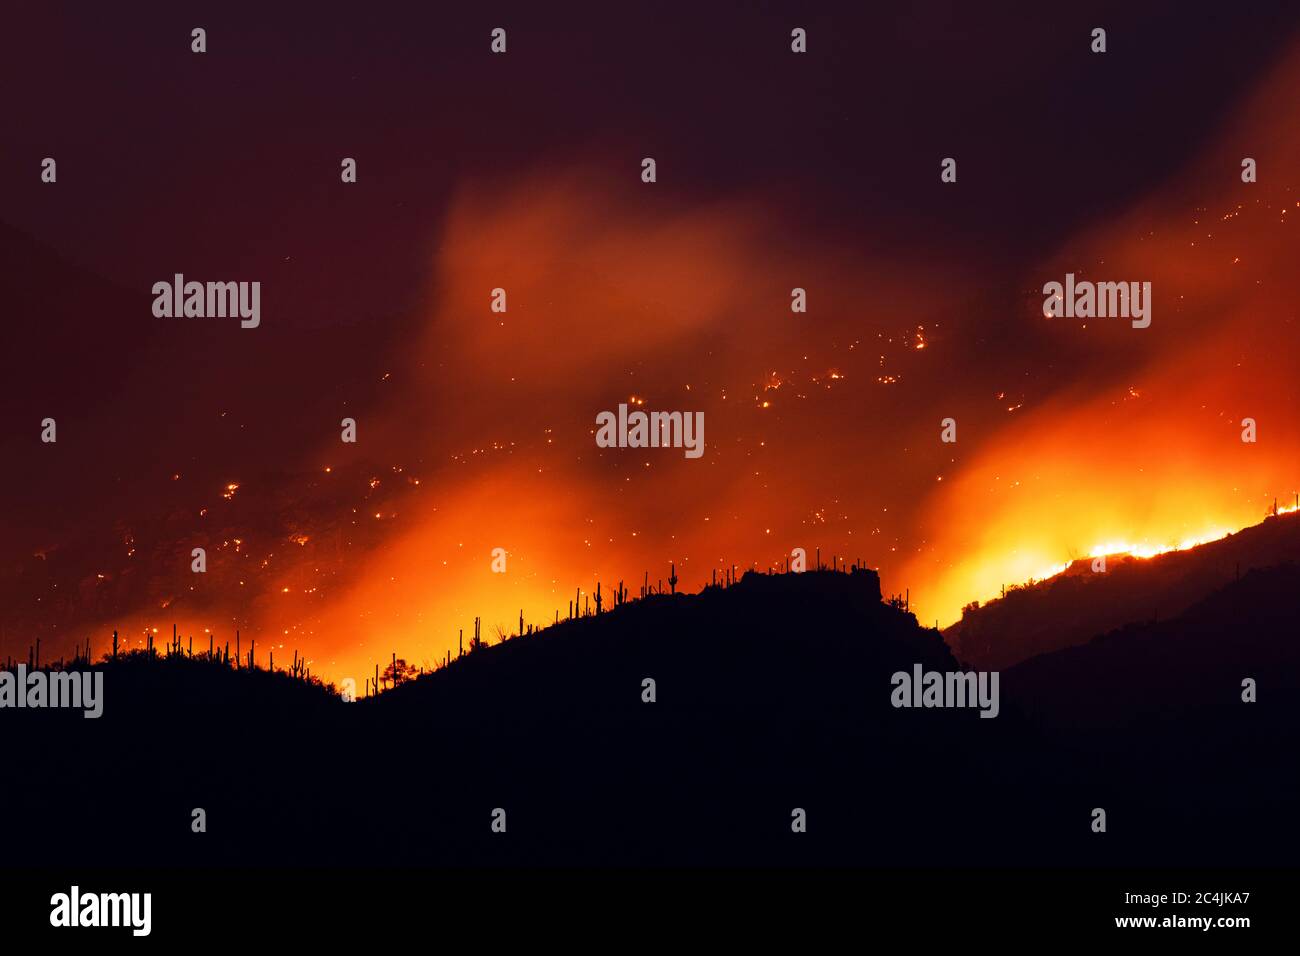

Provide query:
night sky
left=2, top=2, right=1297, bottom=681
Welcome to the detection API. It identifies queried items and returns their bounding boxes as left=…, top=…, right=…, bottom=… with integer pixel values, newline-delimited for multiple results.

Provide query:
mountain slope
left=3, top=564, right=1295, bottom=867
left=945, top=508, right=1300, bottom=669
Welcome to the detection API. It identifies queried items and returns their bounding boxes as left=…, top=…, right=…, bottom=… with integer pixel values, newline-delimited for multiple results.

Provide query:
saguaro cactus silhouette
left=668, top=563, right=678, bottom=594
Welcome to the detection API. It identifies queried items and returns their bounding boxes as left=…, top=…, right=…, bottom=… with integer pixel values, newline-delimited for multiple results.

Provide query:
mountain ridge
left=945, top=507, right=1300, bottom=669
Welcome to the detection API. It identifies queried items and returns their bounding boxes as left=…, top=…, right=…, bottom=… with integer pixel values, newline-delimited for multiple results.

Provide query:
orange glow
left=60, top=43, right=1300, bottom=685
left=900, top=45, right=1300, bottom=627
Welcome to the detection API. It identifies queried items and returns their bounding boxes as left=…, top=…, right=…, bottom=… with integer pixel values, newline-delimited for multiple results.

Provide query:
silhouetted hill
left=1006, top=561, right=1300, bottom=730
left=946, top=509, right=1300, bottom=669
left=997, top=562, right=1300, bottom=862
left=2, top=565, right=1294, bottom=867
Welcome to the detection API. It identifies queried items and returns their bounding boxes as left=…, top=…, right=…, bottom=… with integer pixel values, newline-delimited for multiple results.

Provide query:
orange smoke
left=292, top=170, right=957, bottom=682
left=79, top=45, right=1300, bottom=682
left=902, top=41, right=1300, bottom=626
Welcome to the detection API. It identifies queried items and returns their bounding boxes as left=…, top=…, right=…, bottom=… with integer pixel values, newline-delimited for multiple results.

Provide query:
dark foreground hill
left=946, top=508, right=1300, bottom=670
left=2, top=565, right=1295, bottom=867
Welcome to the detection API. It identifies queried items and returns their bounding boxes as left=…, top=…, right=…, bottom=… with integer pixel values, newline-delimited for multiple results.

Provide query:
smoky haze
left=1, top=4, right=1296, bottom=680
